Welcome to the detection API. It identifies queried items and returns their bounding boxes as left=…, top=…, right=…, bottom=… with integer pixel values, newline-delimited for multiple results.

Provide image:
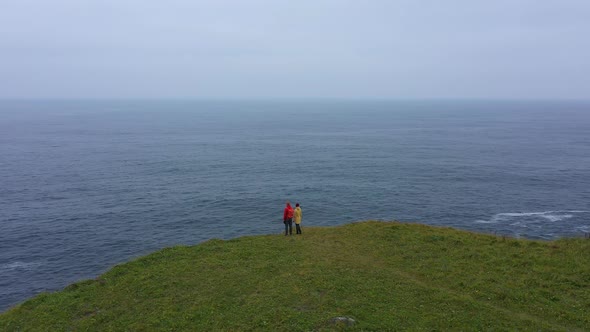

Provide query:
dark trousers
left=295, top=223, right=302, bottom=234
left=284, top=218, right=293, bottom=235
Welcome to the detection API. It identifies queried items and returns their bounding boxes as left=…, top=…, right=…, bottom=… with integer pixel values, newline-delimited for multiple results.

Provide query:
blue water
left=1, top=100, right=590, bottom=311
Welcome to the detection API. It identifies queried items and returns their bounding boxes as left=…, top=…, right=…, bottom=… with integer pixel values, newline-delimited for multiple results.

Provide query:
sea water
left=1, top=99, right=589, bottom=311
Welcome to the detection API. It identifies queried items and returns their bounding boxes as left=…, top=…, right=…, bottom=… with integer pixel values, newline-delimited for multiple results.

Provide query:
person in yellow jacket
left=293, top=203, right=303, bottom=234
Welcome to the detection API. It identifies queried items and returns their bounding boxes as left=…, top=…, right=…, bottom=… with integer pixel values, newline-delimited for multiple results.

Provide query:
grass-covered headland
left=1, top=221, right=589, bottom=331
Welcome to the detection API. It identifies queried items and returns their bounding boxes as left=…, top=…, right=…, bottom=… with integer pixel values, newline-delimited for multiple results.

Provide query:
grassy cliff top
left=1, top=221, right=589, bottom=331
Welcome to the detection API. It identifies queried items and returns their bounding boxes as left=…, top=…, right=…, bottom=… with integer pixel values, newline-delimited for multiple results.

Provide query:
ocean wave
left=0, top=261, right=41, bottom=271
left=476, top=210, right=589, bottom=224
left=509, top=221, right=528, bottom=228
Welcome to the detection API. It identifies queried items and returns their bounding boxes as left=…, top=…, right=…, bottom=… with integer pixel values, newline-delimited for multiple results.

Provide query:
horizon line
left=1, top=97, right=590, bottom=102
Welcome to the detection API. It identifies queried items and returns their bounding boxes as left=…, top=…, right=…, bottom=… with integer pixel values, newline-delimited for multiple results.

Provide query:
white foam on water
left=541, top=214, right=573, bottom=222
left=476, top=210, right=589, bottom=224
left=0, top=261, right=41, bottom=271
left=497, top=212, right=545, bottom=217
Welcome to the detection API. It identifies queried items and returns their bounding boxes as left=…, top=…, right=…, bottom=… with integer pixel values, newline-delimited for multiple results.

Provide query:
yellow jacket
left=293, top=207, right=302, bottom=224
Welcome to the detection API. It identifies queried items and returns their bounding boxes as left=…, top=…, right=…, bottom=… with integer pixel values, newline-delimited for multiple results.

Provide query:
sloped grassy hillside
left=1, top=221, right=589, bottom=331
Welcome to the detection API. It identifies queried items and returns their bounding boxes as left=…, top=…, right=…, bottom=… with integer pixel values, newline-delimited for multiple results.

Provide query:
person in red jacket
left=283, top=201, right=294, bottom=236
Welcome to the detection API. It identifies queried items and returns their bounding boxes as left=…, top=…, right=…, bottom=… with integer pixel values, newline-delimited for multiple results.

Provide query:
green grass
left=1, top=221, right=589, bottom=331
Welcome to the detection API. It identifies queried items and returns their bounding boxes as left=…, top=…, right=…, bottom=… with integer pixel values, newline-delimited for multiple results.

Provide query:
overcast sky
left=1, top=0, right=589, bottom=99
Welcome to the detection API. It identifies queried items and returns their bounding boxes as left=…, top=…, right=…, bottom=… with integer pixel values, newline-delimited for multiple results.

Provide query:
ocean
left=1, top=100, right=589, bottom=311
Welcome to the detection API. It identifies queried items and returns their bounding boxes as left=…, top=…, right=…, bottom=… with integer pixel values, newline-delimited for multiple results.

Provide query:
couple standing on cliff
left=283, top=201, right=302, bottom=236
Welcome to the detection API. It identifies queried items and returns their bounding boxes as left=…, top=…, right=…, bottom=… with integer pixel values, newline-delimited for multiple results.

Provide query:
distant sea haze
left=1, top=99, right=589, bottom=311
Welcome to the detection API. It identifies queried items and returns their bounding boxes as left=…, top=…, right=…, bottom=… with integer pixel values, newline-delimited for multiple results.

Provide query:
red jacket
left=283, top=204, right=294, bottom=221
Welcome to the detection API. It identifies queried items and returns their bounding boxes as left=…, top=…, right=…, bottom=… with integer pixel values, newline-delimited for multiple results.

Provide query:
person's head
left=286, top=201, right=291, bottom=207
left=296, top=203, right=300, bottom=207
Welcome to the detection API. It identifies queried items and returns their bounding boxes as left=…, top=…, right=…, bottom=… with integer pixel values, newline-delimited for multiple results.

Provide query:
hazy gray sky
left=1, top=0, right=589, bottom=99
